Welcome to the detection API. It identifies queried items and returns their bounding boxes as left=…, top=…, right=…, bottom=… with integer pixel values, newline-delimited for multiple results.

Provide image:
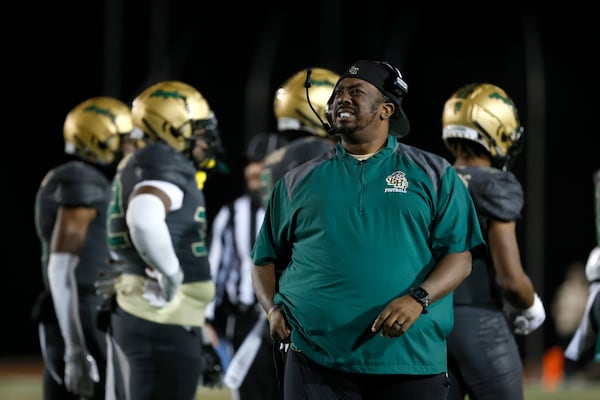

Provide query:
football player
left=105, top=81, right=224, bottom=399
left=442, top=83, right=546, bottom=400
left=565, top=169, right=600, bottom=367
left=33, top=96, right=132, bottom=399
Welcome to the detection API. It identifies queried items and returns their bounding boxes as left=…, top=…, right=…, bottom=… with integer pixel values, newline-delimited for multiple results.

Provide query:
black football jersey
left=260, top=136, right=334, bottom=207
left=34, top=161, right=112, bottom=290
left=106, top=142, right=211, bottom=282
left=453, top=166, right=524, bottom=307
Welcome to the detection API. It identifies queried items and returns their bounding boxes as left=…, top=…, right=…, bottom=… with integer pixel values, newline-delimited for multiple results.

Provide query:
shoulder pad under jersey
left=460, top=167, right=523, bottom=222
left=53, top=161, right=109, bottom=208
left=130, top=143, right=196, bottom=188
left=265, top=137, right=333, bottom=181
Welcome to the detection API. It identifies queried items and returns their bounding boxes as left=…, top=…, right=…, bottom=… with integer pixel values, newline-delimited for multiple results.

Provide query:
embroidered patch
left=385, top=171, right=409, bottom=193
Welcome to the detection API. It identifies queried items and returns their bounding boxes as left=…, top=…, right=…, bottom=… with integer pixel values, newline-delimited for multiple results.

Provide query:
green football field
left=1, top=357, right=598, bottom=400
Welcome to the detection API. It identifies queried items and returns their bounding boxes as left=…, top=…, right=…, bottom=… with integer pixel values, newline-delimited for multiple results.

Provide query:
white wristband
left=513, top=292, right=546, bottom=335
left=126, top=194, right=180, bottom=277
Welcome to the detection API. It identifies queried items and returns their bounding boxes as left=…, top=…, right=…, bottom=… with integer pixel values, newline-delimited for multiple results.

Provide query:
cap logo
left=348, top=65, right=360, bottom=75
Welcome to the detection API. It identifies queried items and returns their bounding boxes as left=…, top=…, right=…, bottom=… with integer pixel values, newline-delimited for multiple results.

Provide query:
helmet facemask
left=186, top=117, right=225, bottom=172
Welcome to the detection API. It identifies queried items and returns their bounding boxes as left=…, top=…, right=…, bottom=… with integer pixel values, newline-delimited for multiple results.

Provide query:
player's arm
left=490, top=219, right=545, bottom=335
left=47, top=206, right=99, bottom=397
left=126, top=182, right=183, bottom=300
left=489, top=219, right=535, bottom=307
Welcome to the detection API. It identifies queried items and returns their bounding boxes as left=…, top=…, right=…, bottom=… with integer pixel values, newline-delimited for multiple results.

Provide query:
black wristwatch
left=408, top=287, right=430, bottom=314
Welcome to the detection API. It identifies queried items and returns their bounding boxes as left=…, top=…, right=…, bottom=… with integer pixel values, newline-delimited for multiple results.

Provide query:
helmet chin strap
left=474, top=121, right=514, bottom=170
left=502, top=126, right=525, bottom=171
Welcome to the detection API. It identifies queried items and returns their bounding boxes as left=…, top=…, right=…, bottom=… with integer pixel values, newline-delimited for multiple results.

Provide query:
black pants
left=447, top=306, right=524, bottom=400
left=110, top=306, right=201, bottom=400
left=35, top=292, right=107, bottom=400
left=284, top=348, right=450, bottom=400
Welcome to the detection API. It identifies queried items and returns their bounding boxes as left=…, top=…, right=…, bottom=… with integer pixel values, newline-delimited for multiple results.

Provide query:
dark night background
left=4, top=1, right=598, bottom=373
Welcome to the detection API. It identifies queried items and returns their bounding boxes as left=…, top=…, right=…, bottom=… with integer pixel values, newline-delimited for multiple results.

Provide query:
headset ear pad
left=381, top=62, right=408, bottom=101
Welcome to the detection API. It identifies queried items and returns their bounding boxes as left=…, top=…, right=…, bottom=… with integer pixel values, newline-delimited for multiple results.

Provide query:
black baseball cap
left=338, top=60, right=410, bottom=137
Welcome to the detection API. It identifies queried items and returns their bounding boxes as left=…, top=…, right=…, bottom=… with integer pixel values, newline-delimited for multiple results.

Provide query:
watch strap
left=408, top=286, right=430, bottom=314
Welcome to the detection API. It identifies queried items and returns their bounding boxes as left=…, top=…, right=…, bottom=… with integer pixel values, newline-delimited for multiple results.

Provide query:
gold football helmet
left=64, top=96, right=132, bottom=165
left=442, top=83, right=524, bottom=170
left=274, top=67, right=339, bottom=138
left=131, top=80, right=221, bottom=156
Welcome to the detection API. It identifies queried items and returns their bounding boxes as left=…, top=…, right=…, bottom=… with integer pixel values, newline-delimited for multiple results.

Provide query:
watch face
left=410, top=287, right=430, bottom=313
left=413, top=287, right=428, bottom=299
left=411, top=287, right=430, bottom=307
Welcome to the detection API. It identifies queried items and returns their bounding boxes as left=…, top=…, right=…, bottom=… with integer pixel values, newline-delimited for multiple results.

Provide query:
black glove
left=198, top=343, right=224, bottom=388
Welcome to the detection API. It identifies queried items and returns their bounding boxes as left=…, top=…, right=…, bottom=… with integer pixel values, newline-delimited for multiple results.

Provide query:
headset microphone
left=304, top=68, right=335, bottom=135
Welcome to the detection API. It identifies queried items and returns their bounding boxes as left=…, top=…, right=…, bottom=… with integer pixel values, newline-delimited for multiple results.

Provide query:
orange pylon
left=541, top=346, right=564, bottom=391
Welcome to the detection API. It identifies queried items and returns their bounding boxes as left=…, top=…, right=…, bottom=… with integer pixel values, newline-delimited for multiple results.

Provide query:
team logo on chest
left=385, top=170, right=409, bottom=193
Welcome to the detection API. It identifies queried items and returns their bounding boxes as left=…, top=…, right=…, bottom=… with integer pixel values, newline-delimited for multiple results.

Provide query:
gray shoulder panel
left=395, top=142, right=452, bottom=193
left=284, top=149, right=334, bottom=200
